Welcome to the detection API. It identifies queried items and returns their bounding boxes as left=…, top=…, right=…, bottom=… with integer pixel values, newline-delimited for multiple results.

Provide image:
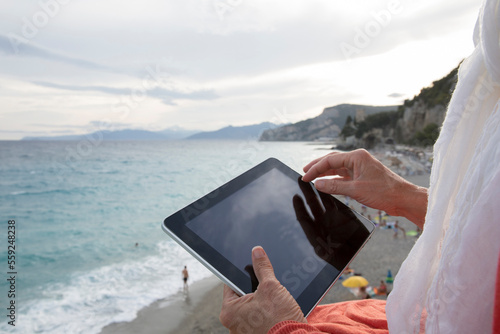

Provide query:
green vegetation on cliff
left=404, top=66, right=458, bottom=109
left=341, top=65, right=458, bottom=147
left=411, top=123, right=440, bottom=147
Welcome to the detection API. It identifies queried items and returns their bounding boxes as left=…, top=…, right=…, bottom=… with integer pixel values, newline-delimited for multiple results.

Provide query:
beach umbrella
left=341, top=276, right=369, bottom=288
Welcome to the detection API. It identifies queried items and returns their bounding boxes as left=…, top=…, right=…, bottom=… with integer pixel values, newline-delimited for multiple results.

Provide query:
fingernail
left=315, top=180, right=325, bottom=188
left=252, top=246, right=265, bottom=259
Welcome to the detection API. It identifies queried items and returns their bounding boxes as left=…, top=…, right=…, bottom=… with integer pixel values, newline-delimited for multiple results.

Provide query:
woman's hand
left=302, top=149, right=428, bottom=228
left=219, top=246, right=306, bottom=333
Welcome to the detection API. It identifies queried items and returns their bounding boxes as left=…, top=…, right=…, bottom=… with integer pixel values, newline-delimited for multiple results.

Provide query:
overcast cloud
left=0, top=0, right=483, bottom=139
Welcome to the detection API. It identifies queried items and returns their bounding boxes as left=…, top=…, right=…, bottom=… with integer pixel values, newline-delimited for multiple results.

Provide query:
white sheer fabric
left=386, top=0, right=500, bottom=333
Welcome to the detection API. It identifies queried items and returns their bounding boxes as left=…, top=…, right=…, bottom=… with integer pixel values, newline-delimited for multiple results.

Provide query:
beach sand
left=101, top=172, right=430, bottom=334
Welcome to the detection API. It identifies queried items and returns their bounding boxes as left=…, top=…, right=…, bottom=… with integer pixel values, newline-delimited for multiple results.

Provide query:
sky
left=0, top=0, right=484, bottom=140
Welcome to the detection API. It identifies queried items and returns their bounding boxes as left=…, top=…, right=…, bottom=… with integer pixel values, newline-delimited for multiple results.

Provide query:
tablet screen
left=186, top=168, right=322, bottom=298
left=163, top=158, right=374, bottom=316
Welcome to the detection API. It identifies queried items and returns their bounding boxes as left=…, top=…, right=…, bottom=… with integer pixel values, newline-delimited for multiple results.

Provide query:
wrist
left=392, top=181, right=428, bottom=229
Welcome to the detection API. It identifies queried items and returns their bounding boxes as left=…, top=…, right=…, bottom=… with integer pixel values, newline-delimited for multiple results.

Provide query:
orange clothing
left=268, top=300, right=388, bottom=334
left=270, top=250, right=500, bottom=334
left=494, top=252, right=500, bottom=334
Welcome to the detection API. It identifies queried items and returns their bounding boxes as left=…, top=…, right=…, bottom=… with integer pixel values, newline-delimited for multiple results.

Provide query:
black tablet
left=162, top=158, right=375, bottom=317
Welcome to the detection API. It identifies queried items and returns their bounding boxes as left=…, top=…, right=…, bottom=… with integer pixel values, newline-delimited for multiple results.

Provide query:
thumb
left=252, top=246, right=277, bottom=284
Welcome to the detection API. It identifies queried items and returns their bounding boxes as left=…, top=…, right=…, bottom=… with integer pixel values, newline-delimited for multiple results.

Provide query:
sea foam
left=0, top=240, right=212, bottom=334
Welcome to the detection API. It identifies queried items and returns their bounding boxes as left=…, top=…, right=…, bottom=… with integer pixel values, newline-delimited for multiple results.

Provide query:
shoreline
left=102, top=166, right=430, bottom=334
left=100, top=275, right=222, bottom=334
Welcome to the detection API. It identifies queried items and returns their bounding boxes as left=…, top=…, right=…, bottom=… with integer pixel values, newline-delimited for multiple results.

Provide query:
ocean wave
left=8, top=191, right=28, bottom=196
left=6, top=189, right=73, bottom=197
left=6, top=187, right=97, bottom=197
left=0, top=240, right=212, bottom=334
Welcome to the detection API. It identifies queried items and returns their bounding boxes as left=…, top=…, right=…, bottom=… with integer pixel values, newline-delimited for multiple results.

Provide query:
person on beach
left=375, top=280, right=387, bottom=296
left=182, top=266, right=189, bottom=290
left=393, top=220, right=406, bottom=239
left=219, top=1, right=500, bottom=333
left=343, top=265, right=354, bottom=276
left=357, top=286, right=371, bottom=300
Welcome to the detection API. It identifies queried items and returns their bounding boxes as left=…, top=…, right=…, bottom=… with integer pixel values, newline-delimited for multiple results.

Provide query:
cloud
left=0, top=33, right=116, bottom=73
left=0, top=1, right=480, bottom=81
left=137, top=0, right=479, bottom=81
left=0, top=0, right=483, bottom=139
left=27, top=121, right=132, bottom=129
left=31, top=80, right=218, bottom=105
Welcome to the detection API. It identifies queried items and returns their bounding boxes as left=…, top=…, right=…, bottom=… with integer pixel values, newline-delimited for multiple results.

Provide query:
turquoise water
left=0, top=139, right=325, bottom=333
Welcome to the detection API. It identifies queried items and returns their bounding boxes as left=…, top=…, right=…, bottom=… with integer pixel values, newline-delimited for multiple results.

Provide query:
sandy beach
left=101, top=162, right=430, bottom=334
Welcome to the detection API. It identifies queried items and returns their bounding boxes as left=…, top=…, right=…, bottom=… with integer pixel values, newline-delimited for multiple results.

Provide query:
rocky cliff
left=395, top=102, right=447, bottom=144
left=259, top=104, right=398, bottom=141
left=260, top=65, right=459, bottom=148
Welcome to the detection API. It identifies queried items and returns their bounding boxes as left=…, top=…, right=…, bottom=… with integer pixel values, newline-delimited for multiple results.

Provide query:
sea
left=0, top=139, right=327, bottom=334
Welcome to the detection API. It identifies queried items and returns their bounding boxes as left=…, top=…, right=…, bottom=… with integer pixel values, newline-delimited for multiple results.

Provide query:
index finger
left=302, top=153, right=353, bottom=182
left=302, top=151, right=341, bottom=173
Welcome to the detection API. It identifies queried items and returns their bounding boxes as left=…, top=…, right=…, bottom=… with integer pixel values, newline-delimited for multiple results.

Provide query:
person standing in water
left=182, top=266, right=189, bottom=290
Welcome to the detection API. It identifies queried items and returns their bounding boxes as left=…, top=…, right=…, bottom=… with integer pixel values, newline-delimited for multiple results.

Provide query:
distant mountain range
left=21, top=123, right=279, bottom=141
left=22, top=127, right=198, bottom=141
left=21, top=104, right=398, bottom=142
left=186, top=122, right=277, bottom=140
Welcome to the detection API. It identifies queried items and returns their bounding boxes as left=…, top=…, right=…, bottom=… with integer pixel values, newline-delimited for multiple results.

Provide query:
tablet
left=162, top=158, right=375, bottom=317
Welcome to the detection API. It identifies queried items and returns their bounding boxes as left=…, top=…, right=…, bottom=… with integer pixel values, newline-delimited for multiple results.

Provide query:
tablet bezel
left=162, top=157, right=374, bottom=317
